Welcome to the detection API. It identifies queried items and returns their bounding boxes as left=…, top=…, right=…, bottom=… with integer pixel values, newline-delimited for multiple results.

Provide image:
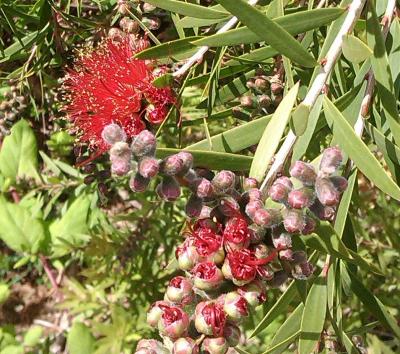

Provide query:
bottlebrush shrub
left=98, top=125, right=348, bottom=353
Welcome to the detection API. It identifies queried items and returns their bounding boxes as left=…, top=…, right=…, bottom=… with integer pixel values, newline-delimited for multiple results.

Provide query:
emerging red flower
left=192, top=226, right=223, bottom=257
left=223, top=217, right=251, bottom=251
left=62, top=35, right=175, bottom=152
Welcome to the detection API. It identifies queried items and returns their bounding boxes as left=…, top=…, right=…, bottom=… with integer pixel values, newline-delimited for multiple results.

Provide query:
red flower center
left=193, top=227, right=222, bottom=257
left=192, top=262, right=217, bottom=280
left=162, top=306, right=184, bottom=326
left=223, top=217, right=250, bottom=245
left=201, top=303, right=226, bottom=337
left=169, top=276, right=184, bottom=288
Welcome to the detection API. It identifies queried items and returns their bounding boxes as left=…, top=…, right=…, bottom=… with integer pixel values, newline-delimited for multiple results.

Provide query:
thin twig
left=173, top=0, right=259, bottom=78
left=260, top=0, right=366, bottom=192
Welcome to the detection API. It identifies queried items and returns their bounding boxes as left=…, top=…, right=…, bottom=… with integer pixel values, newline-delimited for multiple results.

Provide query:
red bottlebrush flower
left=158, top=305, right=189, bottom=339
left=62, top=36, right=175, bottom=152
left=194, top=301, right=227, bottom=337
left=223, top=217, right=251, bottom=252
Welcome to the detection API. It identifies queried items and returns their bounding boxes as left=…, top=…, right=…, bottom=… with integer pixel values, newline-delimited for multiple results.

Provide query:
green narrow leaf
left=0, top=197, right=45, bottom=254
left=134, top=36, right=201, bottom=59
left=67, top=322, right=95, bottom=354
left=216, top=0, right=316, bottom=67
left=291, top=103, right=311, bottom=136
left=251, top=280, right=298, bottom=337
left=367, top=2, right=400, bottom=146
left=323, top=96, right=400, bottom=201
left=0, top=119, right=40, bottom=183
left=342, top=34, right=372, bottom=63
left=144, top=0, right=228, bottom=19
left=250, top=82, right=299, bottom=182
left=156, top=148, right=252, bottom=171
left=193, top=8, right=345, bottom=47
left=299, top=277, right=327, bottom=354
left=347, top=269, right=400, bottom=339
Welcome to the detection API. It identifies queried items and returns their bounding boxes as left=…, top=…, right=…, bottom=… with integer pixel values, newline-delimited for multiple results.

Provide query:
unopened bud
left=142, top=2, right=157, bottom=12
left=156, top=176, right=181, bottom=201
left=243, top=177, right=258, bottom=191
left=292, top=261, right=314, bottom=280
left=272, top=232, right=292, bottom=249
left=238, top=280, right=267, bottom=307
left=289, top=161, right=317, bottom=186
left=101, top=124, right=126, bottom=145
left=111, top=158, right=131, bottom=176
left=288, top=187, right=315, bottom=209
left=320, top=146, right=343, bottom=174
left=255, top=77, right=270, bottom=92
left=259, top=94, right=272, bottom=108
left=137, top=339, right=165, bottom=353
left=117, top=0, right=130, bottom=15
left=119, top=17, right=139, bottom=33
left=212, top=170, right=236, bottom=194
left=302, top=215, right=316, bottom=235
left=110, top=141, right=131, bottom=161
left=195, top=178, right=214, bottom=198
left=158, top=305, right=189, bottom=339
left=283, top=209, right=305, bottom=233
left=309, top=200, right=336, bottom=221
left=130, top=173, right=150, bottom=192
left=268, top=181, right=291, bottom=203
left=223, top=292, right=249, bottom=322
left=161, top=154, right=184, bottom=176
left=315, top=177, right=340, bottom=206
left=219, top=196, right=240, bottom=217
left=240, top=95, right=256, bottom=108
left=166, top=276, right=194, bottom=305
left=253, top=208, right=282, bottom=227
left=248, top=224, right=266, bottom=244
left=253, top=243, right=269, bottom=259
left=142, top=16, right=161, bottom=30
left=224, top=323, right=241, bottom=347
left=131, top=130, right=156, bottom=157
left=172, top=338, right=199, bottom=354
left=201, top=337, right=229, bottom=354
left=279, top=249, right=293, bottom=261
left=177, top=151, right=193, bottom=174
left=192, top=262, right=224, bottom=291
left=185, top=195, right=203, bottom=218
left=245, top=199, right=264, bottom=220
left=146, top=301, right=169, bottom=327
left=247, top=188, right=263, bottom=201
left=176, top=243, right=199, bottom=271
left=138, top=157, right=159, bottom=178
left=329, top=175, right=348, bottom=193
left=258, top=264, right=274, bottom=281
left=270, top=77, right=283, bottom=95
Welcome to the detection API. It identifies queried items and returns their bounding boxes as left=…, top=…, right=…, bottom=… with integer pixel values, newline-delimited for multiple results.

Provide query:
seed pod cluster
left=102, top=126, right=347, bottom=353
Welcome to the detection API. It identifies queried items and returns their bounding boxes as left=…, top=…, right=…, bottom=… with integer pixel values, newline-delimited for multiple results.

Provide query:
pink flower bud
left=258, top=264, right=274, bottom=281
left=223, top=217, right=251, bottom=252
left=161, top=154, right=185, bottom=176
left=238, top=279, right=267, bottom=307
left=248, top=225, right=266, bottom=244
left=315, top=177, right=340, bottom=206
left=329, top=175, right=348, bottom=193
left=166, top=276, right=194, bottom=305
left=192, top=262, right=224, bottom=291
left=101, top=124, right=126, bottom=145
left=268, top=181, right=291, bottom=203
left=245, top=199, right=264, bottom=220
left=131, top=130, right=156, bottom=157
left=224, top=323, right=241, bottom=347
left=176, top=242, right=199, bottom=271
left=302, top=216, right=316, bottom=235
left=272, top=231, right=292, bottom=249
left=253, top=208, right=282, bottom=227
left=274, top=176, right=293, bottom=189
left=219, top=196, right=240, bottom=217
left=172, top=338, right=199, bottom=354
left=185, top=195, right=203, bottom=218
left=195, top=178, right=214, bottom=199
left=279, top=249, right=294, bottom=261
left=136, top=339, right=165, bottom=353
left=243, top=188, right=263, bottom=203
left=255, top=77, right=270, bottom=92
left=195, top=301, right=227, bottom=337
left=201, top=337, right=229, bottom=354
left=223, top=291, right=249, bottom=322
left=158, top=305, right=190, bottom=339
left=110, top=141, right=131, bottom=162
left=111, top=157, right=131, bottom=176
left=320, top=147, right=343, bottom=174
left=130, top=173, right=150, bottom=192
left=147, top=301, right=169, bottom=327
left=283, top=209, right=305, bottom=233
left=138, top=157, right=159, bottom=178
left=292, top=261, right=314, bottom=280
left=156, top=176, right=181, bottom=201
left=310, top=200, right=336, bottom=221
left=177, top=151, right=194, bottom=175
left=240, top=95, right=256, bottom=108
left=288, top=188, right=315, bottom=209
left=212, top=170, right=236, bottom=194
left=135, top=349, right=156, bottom=354
left=289, top=161, right=317, bottom=186
left=243, top=177, right=259, bottom=191
left=252, top=243, right=269, bottom=259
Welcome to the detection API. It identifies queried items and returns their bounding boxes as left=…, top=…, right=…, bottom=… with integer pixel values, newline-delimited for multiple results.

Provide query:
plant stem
left=173, top=0, right=259, bottom=78
left=260, top=0, right=367, bottom=192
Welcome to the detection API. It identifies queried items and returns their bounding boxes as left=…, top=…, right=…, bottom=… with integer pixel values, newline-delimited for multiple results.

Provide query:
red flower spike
left=62, top=36, right=175, bottom=152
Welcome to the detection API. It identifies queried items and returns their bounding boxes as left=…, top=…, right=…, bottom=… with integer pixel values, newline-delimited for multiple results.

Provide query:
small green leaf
left=0, top=283, right=10, bottom=304
left=0, top=119, right=40, bottom=183
left=216, top=0, right=316, bottom=67
left=144, top=0, right=228, bottom=19
left=156, top=148, right=252, bottom=171
left=291, top=103, right=311, bottom=136
left=299, top=277, right=327, bottom=354
left=23, top=326, right=43, bottom=347
left=67, top=322, right=95, bottom=354
left=152, top=73, right=174, bottom=88
left=250, top=82, right=299, bottom=182
left=134, top=37, right=200, bottom=59
left=0, top=197, right=45, bottom=254
left=323, top=96, right=400, bottom=201
left=342, top=34, right=372, bottom=63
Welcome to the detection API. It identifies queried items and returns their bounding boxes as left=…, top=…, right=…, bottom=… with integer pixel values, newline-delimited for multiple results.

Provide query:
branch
left=260, top=0, right=367, bottom=192
left=173, top=0, right=259, bottom=78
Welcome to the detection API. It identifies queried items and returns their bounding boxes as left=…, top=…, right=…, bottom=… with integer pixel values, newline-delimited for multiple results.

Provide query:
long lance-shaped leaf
left=193, top=8, right=345, bottom=47
left=134, top=37, right=201, bottom=59
left=215, top=0, right=316, bottom=67
left=143, top=0, right=228, bottom=19
left=156, top=148, right=252, bottom=171
left=323, top=96, right=400, bottom=201
left=250, top=83, right=299, bottom=182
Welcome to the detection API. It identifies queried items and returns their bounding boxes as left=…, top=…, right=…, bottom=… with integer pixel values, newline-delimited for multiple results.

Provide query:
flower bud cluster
left=104, top=127, right=347, bottom=353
